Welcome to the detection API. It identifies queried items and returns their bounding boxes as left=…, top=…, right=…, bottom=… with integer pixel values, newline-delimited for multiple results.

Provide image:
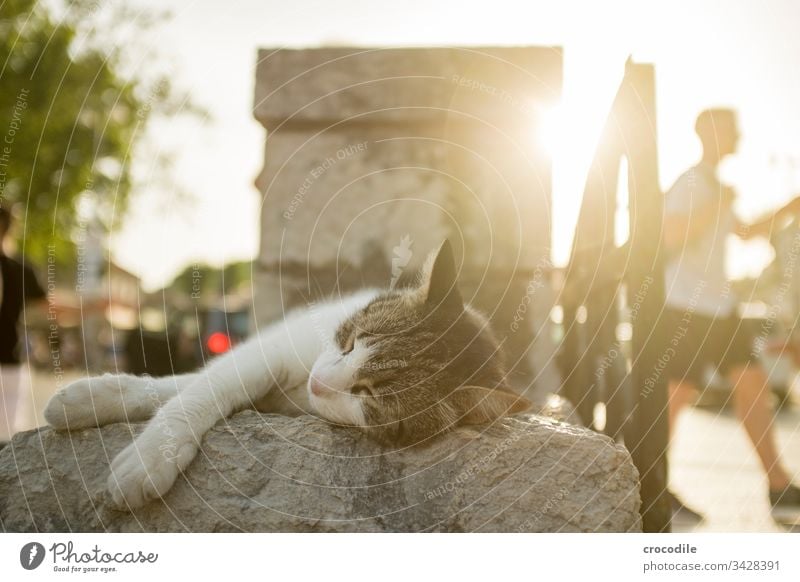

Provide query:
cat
left=43, top=241, right=531, bottom=510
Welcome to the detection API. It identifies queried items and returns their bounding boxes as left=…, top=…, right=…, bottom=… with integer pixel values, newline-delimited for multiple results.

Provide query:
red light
left=207, top=332, right=231, bottom=354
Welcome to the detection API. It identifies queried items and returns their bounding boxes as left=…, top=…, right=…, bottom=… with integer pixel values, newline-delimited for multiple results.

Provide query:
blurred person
left=0, top=207, right=45, bottom=448
left=662, top=108, right=800, bottom=522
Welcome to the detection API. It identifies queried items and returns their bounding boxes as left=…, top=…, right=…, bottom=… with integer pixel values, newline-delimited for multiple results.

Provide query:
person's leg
left=667, top=377, right=704, bottom=520
left=662, top=307, right=707, bottom=521
left=726, top=363, right=791, bottom=490
left=668, top=379, right=697, bottom=438
left=0, top=365, right=22, bottom=442
left=12, top=365, right=35, bottom=434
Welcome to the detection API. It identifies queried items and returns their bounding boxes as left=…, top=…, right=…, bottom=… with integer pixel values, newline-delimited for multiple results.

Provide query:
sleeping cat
left=44, top=241, right=531, bottom=510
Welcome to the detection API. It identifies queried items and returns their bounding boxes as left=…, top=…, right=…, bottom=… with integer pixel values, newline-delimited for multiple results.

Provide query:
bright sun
left=534, top=93, right=617, bottom=266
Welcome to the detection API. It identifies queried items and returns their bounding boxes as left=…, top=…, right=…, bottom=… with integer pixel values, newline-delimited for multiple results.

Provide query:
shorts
left=659, top=307, right=757, bottom=386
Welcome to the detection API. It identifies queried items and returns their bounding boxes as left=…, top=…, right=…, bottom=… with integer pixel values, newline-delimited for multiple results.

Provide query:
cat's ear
left=421, top=240, right=463, bottom=313
left=451, top=385, right=532, bottom=425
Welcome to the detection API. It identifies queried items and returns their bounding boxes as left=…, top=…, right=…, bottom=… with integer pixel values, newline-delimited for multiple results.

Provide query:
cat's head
left=307, top=240, right=532, bottom=446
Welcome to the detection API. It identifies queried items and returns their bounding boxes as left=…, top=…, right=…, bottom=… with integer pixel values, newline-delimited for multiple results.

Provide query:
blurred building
left=26, top=259, right=142, bottom=372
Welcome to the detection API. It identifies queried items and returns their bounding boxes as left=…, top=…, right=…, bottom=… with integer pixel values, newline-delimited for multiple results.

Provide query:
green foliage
left=0, top=0, right=188, bottom=265
left=168, top=261, right=253, bottom=298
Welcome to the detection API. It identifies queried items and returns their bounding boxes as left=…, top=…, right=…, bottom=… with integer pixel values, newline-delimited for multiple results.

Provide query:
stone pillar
left=253, top=47, right=561, bottom=396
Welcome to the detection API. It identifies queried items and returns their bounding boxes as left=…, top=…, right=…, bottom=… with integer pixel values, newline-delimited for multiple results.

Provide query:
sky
left=109, top=0, right=800, bottom=289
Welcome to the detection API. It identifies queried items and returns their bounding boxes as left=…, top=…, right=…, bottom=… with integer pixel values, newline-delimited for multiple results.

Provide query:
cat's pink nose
left=309, top=376, right=332, bottom=397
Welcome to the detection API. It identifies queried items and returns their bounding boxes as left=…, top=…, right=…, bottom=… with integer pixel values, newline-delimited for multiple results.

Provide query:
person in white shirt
left=663, top=108, right=800, bottom=519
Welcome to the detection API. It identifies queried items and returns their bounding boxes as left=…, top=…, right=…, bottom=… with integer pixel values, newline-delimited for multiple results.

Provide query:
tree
left=168, top=261, right=253, bottom=299
left=0, top=0, right=192, bottom=266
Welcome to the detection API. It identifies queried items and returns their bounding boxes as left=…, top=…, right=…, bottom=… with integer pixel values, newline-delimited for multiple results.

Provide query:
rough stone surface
left=0, top=408, right=639, bottom=532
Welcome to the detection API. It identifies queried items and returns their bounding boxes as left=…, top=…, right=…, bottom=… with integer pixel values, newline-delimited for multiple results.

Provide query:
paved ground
left=670, top=403, right=800, bottom=532
left=13, top=369, right=800, bottom=532
left=15, top=368, right=80, bottom=432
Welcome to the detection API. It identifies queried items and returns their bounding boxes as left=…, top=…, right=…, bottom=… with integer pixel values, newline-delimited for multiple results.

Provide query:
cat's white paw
left=107, top=430, right=198, bottom=510
left=44, top=375, right=128, bottom=429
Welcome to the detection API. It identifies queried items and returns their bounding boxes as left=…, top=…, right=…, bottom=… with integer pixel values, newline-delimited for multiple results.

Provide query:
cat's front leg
left=106, top=369, right=246, bottom=509
left=107, top=408, right=198, bottom=509
left=106, top=332, right=293, bottom=510
left=106, top=304, right=333, bottom=510
left=44, top=373, right=200, bottom=430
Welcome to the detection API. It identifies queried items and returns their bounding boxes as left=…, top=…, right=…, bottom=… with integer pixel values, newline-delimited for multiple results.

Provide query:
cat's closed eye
left=341, top=333, right=356, bottom=355
left=350, top=382, right=373, bottom=397
left=342, top=331, right=368, bottom=355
